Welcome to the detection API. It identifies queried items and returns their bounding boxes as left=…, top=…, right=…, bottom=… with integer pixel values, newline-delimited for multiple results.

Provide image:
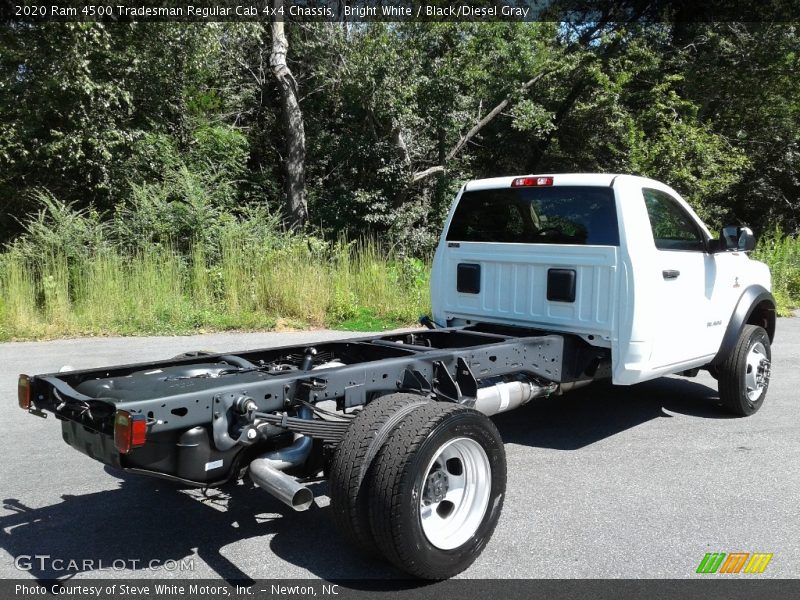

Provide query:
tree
left=681, top=23, right=800, bottom=232
left=1, top=20, right=797, bottom=250
left=270, top=1, right=307, bottom=228
left=0, top=23, right=134, bottom=235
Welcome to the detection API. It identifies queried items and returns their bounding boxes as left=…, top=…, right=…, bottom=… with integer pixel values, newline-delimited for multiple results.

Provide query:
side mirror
left=721, top=226, right=739, bottom=250
left=714, top=225, right=755, bottom=253
left=737, top=226, right=756, bottom=252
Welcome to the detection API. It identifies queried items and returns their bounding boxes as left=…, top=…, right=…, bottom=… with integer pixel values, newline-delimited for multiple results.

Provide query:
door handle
left=662, top=269, right=680, bottom=280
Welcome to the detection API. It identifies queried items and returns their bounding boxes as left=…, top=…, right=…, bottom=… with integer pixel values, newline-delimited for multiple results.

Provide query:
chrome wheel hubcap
left=419, top=437, right=491, bottom=550
left=745, top=341, right=770, bottom=402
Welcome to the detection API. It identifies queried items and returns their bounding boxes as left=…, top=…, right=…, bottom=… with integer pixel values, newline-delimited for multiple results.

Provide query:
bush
left=9, top=192, right=109, bottom=262
left=753, top=228, right=800, bottom=316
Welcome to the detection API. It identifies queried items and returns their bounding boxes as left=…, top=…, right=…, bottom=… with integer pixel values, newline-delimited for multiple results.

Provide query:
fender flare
left=711, top=285, right=776, bottom=365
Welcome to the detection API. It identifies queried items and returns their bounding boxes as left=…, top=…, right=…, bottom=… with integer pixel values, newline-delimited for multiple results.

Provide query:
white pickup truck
left=19, top=173, right=775, bottom=579
left=433, top=173, right=775, bottom=397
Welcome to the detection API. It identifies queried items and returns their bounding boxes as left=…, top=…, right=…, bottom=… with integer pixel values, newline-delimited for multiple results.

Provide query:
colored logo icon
left=696, top=552, right=773, bottom=574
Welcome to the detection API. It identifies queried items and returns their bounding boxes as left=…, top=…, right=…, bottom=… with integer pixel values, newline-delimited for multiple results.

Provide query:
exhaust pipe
left=474, top=376, right=557, bottom=416
left=249, top=409, right=314, bottom=511
left=249, top=448, right=313, bottom=511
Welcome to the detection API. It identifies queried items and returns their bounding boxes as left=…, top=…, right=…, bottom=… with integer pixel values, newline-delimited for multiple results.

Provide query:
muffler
left=249, top=408, right=314, bottom=511
left=474, top=376, right=557, bottom=416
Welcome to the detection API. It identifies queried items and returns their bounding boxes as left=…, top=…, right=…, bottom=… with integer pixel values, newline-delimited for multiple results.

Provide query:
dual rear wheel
left=328, top=394, right=505, bottom=579
left=328, top=325, right=774, bottom=577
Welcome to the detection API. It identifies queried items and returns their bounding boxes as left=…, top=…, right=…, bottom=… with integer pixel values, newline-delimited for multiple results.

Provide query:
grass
left=0, top=239, right=431, bottom=341
left=335, top=307, right=410, bottom=332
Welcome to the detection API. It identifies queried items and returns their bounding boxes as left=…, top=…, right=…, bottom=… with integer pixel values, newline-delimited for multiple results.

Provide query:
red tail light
left=511, top=176, right=553, bottom=187
left=18, top=375, right=31, bottom=410
left=114, top=410, right=147, bottom=454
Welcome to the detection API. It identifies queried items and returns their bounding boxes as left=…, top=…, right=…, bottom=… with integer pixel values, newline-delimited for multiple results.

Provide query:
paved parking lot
left=1, top=320, right=798, bottom=579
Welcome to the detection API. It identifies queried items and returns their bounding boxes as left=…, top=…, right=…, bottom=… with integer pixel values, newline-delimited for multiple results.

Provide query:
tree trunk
left=270, top=2, right=307, bottom=228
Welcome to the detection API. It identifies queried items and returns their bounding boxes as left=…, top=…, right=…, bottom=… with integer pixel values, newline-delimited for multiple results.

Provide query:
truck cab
left=431, top=173, right=775, bottom=385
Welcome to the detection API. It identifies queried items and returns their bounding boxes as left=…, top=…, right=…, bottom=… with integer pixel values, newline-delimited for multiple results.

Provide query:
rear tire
left=328, top=393, right=428, bottom=555
left=718, top=325, right=771, bottom=416
left=367, top=402, right=506, bottom=579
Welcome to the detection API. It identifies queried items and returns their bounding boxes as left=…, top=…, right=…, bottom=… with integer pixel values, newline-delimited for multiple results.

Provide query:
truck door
left=642, top=188, right=722, bottom=369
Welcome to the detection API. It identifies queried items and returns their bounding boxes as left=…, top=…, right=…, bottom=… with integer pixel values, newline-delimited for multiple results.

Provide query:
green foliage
left=3, top=21, right=798, bottom=249
left=753, top=229, right=800, bottom=316
left=10, top=192, right=109, bottom=261
left=335, top=307, right=408, bottom=332
left=115, top=167, right=237, bottom=255
left=625, top=75, right=750, bottom=224
left=680, top=23, right=800, bottom=232
left=510, top=100, right=556, bottom=135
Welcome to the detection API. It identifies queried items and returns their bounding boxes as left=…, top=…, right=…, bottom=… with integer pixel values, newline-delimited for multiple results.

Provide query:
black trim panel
left=547, top=268, right=577, bottom=302
left=711, top=285, right=776, bottom=365
left=457, top=263, right=481, bottom=294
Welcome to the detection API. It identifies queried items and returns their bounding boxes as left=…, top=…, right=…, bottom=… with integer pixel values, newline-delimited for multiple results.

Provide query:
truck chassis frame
left=27, top=324, right=608, bottom=487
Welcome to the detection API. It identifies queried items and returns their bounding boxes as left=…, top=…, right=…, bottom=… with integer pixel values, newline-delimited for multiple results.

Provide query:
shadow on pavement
left=493, top=375, right=730, bottom=450
left=0, top=476, right=408, bottom=584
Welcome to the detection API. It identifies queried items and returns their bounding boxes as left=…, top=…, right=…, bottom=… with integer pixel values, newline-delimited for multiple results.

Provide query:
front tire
left=368, top=402, right=506, bottom=579
left=718, top=325, right=771, bottom=416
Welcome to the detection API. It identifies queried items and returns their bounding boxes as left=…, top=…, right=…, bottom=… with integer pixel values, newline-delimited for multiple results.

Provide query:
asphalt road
left=1, top=321, right=798, bottom=580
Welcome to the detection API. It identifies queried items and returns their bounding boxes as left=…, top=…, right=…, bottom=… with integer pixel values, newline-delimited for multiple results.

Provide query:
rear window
left=446, top=186, right=619, bottom=246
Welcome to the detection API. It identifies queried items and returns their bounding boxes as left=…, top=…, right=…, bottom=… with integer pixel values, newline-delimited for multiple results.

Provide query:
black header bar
left=3, top=1, right=800, bottom=23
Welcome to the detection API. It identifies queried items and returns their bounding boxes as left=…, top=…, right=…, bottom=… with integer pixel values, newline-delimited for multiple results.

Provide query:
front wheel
left=718, top=324, right=772, bottom=416
left=367, top=402, right=506, bottom=579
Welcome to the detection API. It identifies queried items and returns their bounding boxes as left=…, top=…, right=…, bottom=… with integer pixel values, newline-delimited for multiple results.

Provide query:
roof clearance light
left=511, top=176, right=553, bottom=188
left=114, top=410, right=147, bottom=454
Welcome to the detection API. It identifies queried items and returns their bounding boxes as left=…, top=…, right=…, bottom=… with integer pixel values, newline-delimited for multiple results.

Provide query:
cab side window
left=642, top=188, right=706, bottom=252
